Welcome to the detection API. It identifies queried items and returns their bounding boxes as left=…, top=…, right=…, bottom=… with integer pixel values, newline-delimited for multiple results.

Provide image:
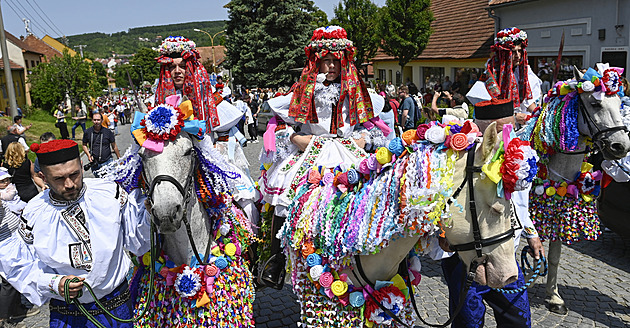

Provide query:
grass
left=0, top=109, right=94, bottom=161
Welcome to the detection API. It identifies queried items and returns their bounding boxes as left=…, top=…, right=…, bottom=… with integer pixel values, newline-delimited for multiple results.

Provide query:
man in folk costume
left=258, top=26, right=388, bottom=289
left=431, top=27, right=546, bottom=327
left=0, top=139, right=151, bottom=328
left=154, top=36, right=259, bottom=226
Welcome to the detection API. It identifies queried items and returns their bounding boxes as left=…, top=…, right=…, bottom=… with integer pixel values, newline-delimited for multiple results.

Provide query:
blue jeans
left=91, top=158, right=113, bottom=178
left=441, top=255, right=531, bottom=328
left=72, top=122, right=86, bottom=139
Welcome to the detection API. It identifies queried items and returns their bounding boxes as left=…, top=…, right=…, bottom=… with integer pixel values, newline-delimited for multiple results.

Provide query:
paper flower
left=425, top=125, right=446, bottom=144
left=365, top=286, right=406, bottom=325
left=416, top=124, right=430, bottom=140
left=142, top=103, right=185, bottom=141
left=174, top=266, right=203, bottom=299
left=450, top=133, right=469, bottom=151
left=581, top=80, right=595, bottom=92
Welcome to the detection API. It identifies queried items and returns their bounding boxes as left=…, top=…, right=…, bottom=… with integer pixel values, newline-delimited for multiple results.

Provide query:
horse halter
left=446, top=144, right=516, bottom=259
left=351, top=144, right=518, bottom=328
left=143, top=151, right=213, bottom=266
left=578, top=94, right=629, bottom=152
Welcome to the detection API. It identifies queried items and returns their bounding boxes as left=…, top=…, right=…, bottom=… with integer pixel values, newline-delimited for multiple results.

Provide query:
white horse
left=128, top=132, right=256, bottom=327
left=280, top=122, right=520, bottom=327
left=523, top=66, right=630, bottom=314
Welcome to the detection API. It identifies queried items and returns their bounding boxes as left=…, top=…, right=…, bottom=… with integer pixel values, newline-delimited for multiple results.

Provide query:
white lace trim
left=313, top=82, right=341, bottom=120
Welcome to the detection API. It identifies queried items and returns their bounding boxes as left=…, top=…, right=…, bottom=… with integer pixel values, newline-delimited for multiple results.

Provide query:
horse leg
left=545, top=240, right=568, bottom=314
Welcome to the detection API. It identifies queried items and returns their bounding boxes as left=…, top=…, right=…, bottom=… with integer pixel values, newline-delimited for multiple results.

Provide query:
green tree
left=377, top=0, right=433, bottom=74
left=28, top=50, right=101, bottom=113
left=225, top=0, right=317, bottom=88
left=28, top=62, right=64, bottom=111
left=129, top=47, right=160, bottom=89
left=332, top=0, right=380, bottom=78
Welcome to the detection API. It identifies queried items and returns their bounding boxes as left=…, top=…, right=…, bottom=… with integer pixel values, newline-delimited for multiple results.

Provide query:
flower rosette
left=425, top=125, right=446, bottom=144
left=449, top=133, right=469, bottom=151
left=331, top=280, right=348, bottom=296
left=319, top=271, right=334, bottom=288
left=322, top=171, right=335, bottom=185
left=174, top=265, right=204, bottom=299
left=376, top=147, right=393, bottom=164
left=142, top=103, right=185, bottom=141
left=365, top=285, right=406, bottom=325
left=500, top=138, right=537, bottom=195
left=416, top=124, right=430, bottom=140
left=402, top=129, right=418, bottom=146
left=347, top=168, right=360, bottom=185
left=388, top=137, right=405, bottom=157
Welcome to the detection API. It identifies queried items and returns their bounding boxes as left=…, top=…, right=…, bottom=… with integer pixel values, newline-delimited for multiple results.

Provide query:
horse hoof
left=548, top=304, right=568, bottom=315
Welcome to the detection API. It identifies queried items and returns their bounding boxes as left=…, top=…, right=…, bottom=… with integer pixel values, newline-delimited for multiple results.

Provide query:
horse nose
left=610, top=142, right=627, bottom=154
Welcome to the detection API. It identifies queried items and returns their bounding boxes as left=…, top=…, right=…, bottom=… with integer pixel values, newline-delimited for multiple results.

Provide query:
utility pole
left=74, top=44, right=87, bottom=58
left=0, top=3, right=18, bottom=117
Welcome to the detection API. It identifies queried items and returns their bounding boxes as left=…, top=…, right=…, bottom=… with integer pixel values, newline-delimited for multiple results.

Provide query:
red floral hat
left=31, top=139, right=80, bottom=166
left=289, top=26, right=373, bottom=135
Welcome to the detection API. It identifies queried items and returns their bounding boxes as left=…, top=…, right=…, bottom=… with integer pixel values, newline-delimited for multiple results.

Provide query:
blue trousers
left=49, top=281, right=133, bottom=328
left=72, top=122, right=86, bottom=139
left=441, top=255, right=531, bottom=328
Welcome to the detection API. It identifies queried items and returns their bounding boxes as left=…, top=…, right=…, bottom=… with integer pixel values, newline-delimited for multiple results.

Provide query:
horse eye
left=184, top=148, right=193, bottom=156
left=589, top=101, right=603, bottom=109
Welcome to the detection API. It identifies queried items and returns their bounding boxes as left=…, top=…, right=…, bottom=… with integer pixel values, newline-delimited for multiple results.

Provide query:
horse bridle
left=352, top=143, right=519, bottom=328
left=143, top=151, right=214, bottom=266
left=577, top=94, right=628, bottom=153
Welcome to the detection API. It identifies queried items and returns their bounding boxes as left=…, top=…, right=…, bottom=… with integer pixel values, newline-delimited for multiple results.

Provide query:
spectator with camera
left=431, top=90, right=470, bottom=119
left=81, top=113, right=120, bottom=178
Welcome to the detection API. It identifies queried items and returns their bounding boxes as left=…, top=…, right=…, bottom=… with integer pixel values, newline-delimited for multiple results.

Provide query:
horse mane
left=99, top=136, right=242, bottom=208
left=518, top=89, right=581, bottom=154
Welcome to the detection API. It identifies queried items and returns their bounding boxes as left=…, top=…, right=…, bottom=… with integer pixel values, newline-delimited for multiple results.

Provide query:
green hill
left=60, top=20, right=227, bottom=58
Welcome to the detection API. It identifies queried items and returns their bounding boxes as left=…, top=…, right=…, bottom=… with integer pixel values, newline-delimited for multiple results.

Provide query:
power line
left=5, top=0, right=52, bottom=36
left=4, top=0, right=46, bottom=37
left=29, top=0, right=64, bottom=37
left=24, top=0, right=62, bottom=37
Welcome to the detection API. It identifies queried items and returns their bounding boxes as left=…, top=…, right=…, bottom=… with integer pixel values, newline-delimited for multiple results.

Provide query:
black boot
left=257, top=215, right=286, bottom=290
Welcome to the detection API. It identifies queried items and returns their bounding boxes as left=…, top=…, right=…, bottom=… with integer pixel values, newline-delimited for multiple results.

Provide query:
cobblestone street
left=17, top=128, right=630, bottom=327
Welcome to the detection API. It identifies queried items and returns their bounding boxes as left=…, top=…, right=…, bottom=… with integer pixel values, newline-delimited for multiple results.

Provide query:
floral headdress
left=155, top=36, right=220, bottom=132
left=484, top=27, right=532, bottom=109
left=288, top=26, right=374, bottom=135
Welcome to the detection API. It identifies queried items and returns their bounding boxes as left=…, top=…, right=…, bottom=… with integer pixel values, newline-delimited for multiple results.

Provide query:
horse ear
left=481, top=121, right=498, bottom=162
left=573, top=65, right=584, bottom=80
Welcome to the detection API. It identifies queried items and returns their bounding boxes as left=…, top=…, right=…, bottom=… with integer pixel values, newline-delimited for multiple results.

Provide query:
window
left=529, top=56, right=583, bottom=82
left=453, top=67, right=484, bottom=95
left=422, top=67, right=445, bottom=91
left=395, top=71, right=401, bottom=85
left=378, top=69, right=386, bottom=82
left=31, top=60, right=35, bottom=68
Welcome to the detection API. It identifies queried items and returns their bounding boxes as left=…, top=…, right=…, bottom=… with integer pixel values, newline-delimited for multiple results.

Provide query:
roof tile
left=374, top=0, right=494, bottom=61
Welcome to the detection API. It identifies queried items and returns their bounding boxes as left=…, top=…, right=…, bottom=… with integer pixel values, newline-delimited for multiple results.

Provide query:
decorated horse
left=263, top=119, right=538, bottom=327
left=99, top=95, right=256, bottom=327
left=519, top=64, right=630, bottom=314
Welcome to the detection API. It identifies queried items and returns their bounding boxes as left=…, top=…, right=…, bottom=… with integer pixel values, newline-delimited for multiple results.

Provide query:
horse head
left=574, top=66, right=630, bottom=159
left=444, top=122, right=519, bottom=288
left=140, top=133, right=196, bottom=234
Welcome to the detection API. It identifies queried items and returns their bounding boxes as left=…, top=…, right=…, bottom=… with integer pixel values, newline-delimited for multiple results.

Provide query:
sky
left=3, top=0, right=387, bottom=38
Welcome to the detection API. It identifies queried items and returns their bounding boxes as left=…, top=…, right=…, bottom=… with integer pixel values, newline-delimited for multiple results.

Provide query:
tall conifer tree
left=225, top=0, right=318, bottom=88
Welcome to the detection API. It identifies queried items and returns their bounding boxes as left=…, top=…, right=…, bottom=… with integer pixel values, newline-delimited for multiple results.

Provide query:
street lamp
left=194, top=28, right=226, bottom=73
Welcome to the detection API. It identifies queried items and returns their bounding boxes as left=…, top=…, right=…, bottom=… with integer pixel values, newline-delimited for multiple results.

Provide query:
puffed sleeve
left=267, top=93, right=296, bottom=125
left=120, top=188, right=152, bottom=255
left=0, top=221, right=62, bottom=306
left=213, top=101, right=245, bottom=133
left=512, top=188, right=538, bottom=239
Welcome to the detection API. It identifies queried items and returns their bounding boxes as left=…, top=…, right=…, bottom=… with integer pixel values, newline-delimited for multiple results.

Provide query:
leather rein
left=143, top=152, right=215, bottom=266
left=352, top=144, right=517, bottom=327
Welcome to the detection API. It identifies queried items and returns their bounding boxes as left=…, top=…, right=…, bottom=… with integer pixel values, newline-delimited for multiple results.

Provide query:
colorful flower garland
left=131, top=205, right=255, bottom=327
left=278, top=119, right=537, bottom=326
left=529, top=161, right=602, bottom=244
left=158, top=36, right=197, bottom=56
left=494, top=27, right=528, bottom=47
